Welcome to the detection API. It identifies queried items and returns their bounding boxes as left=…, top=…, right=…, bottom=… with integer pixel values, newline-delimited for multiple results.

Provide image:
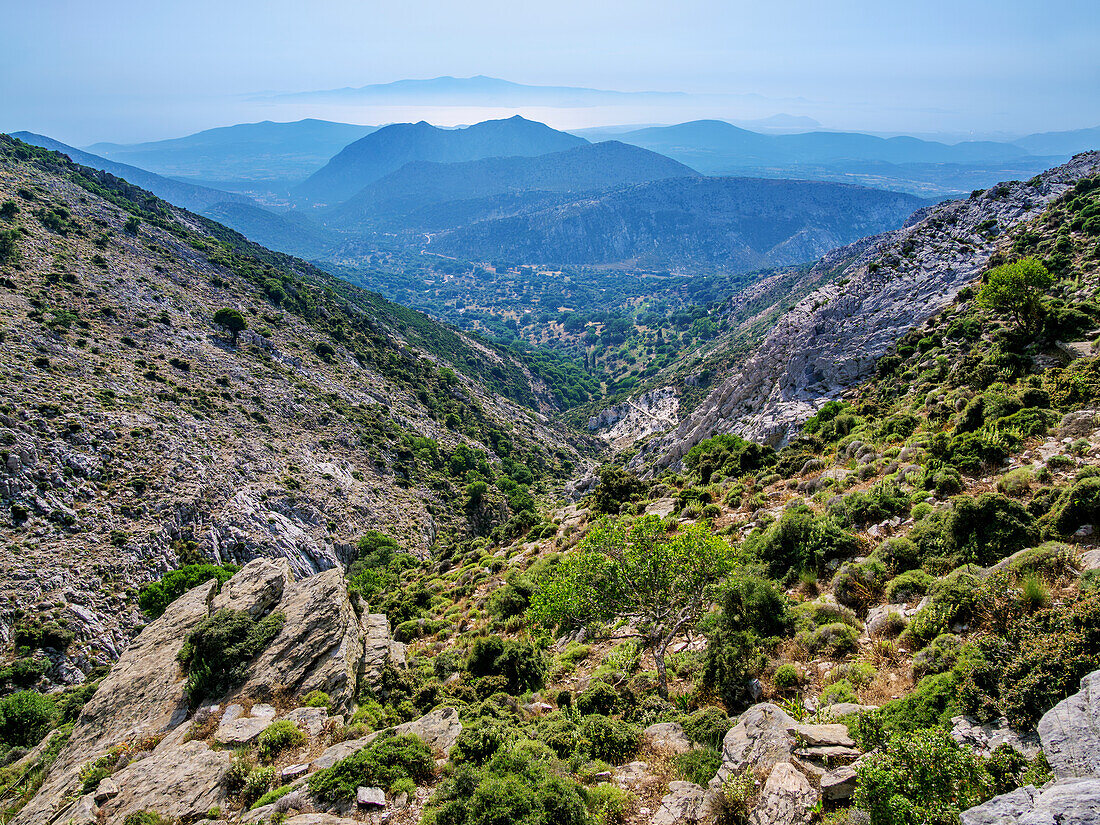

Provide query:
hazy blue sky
left=2, top=0, right=1097, bottom=144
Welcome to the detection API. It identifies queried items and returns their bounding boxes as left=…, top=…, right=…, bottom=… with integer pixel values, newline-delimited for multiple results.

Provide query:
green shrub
left=308, top=733, right=434, bottom=802
left=576, top=682, right=618, bottom=716
left=743, top=504, right=861, bottom=582
left=820, top=679, right=858, bottom=705
left=1040, top=476, right=1100, bottom=537
left=773, top=664, right=802, bottom=690
left=996, top=468, right=1034, bottom=497
left=577, top=715, right=640, bottom=764
left=465, top=637, right=546, bottom=694
left=241, top=765, right=276, bottom=807
left=853, top=727, right=993, bottom=824
left=684, top=434, right=774, bottom=484
left=913, top=634, right=963, bottom=677
left=585, top=782, right=634, bottom=825
left=123, top=813, right=171, bottom=825
left=452, top=719, right=518, bottom=766
left=257, top=720, right=306, bottom=763
left=876, top=672, right=960, bottom=735
left=424, top=749, right=589, bottom=825
left=177, top=608, right=285, bottom=707
left=137, top=563, right=239, bottom=618
left=250, top=783, right=293, bottom=810
left=833, top=557, right=888, bottom=611
left=809, top=622, right=859, bottom=656
left=0, top=690, right=58, bottom=748
left=302, top=689, right=331, bottom=709
left=885, top=569, right=934, bottom=602
left=674, top=747, right=722, bottom=785
left=681, top=706, right=731, bottom=748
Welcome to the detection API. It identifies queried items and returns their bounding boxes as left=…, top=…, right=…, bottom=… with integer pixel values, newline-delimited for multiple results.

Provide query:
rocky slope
left=0, top=135, right=588, bottom=688
left=430, top=176, right=926, bottom=272
left=628, top=151, right=1100, bottom=472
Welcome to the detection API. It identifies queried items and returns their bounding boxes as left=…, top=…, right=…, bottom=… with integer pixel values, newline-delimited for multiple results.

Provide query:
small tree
left=977, top=257, right=1053, bottom=333
left=529, top=515, right=734, bottom=697
left=212, top=307, right=247, bottom=346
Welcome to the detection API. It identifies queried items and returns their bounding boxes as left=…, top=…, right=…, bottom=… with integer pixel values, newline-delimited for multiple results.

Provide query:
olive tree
left=977, top=257, right=1053, bottom=333
left=213, top=307, right=247, bottom=346
left=528, top=514, right=734, bottom=697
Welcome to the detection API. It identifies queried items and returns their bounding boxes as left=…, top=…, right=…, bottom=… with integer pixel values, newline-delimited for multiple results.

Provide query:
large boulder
left=652, top=781, right=708, bottom=825
left=709, top=703, right=798, bottom=792
left=11, top=578, right=219, bottom=825
left=98, top=735, right=233, bottom=822
left=233, top=567, right=369, bottom=709
left=15, top=559, right=385, bottom=824
left=962, top=668, right=1100, bottom=824
left=749, top=762, right=817, bottom=825
left=645, top=722, right=695, bottom=754
left=1036, top=668, right=1100, bottom=779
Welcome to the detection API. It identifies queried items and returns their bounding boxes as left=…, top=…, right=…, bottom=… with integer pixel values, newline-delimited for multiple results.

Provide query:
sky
left=2, top=0, right=1097, bottom=145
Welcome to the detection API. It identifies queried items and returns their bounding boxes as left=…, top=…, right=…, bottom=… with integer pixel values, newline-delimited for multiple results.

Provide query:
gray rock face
left=357, top=786, right=386, bottom=807
left=962, top=668, right=1100, bottom=824
left=98, top=737, right=232, bottom=822
left=1037, top=669, right=1100, bottom=779
left=12, top=578, right=217, bottom=825
left=393, top=705, right=463, bottom=755
left=749, top=762, right=817, bottom=825
left=962, top=779, right=1100, bottom=825
left=645, top=721, right=696, bottom=753
left=14, top=559, right=386, bottom=824
left=652, top=781, right=708, bottom=825
left=710, top=703, right=798, bottom=791
left=633, top=152, right=1100, bottom=467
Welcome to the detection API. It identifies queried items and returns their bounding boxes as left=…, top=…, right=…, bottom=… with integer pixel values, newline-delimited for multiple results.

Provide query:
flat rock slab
left=962, top=778, right=1100, bottom=825
left=393, top=706, right=463, bottom=755
left=357, top=786, right=385, bottom=807
left=311, top=736, right=371, bottom=771
left=215, top=715, right=271, bottom=747
left=788, top=723, right=855, bottom=748
left=282, top=706, right=329, bottom=737
left=286, top=816, right=363, bottom=825
left=821, top=765, right=858, bottom=801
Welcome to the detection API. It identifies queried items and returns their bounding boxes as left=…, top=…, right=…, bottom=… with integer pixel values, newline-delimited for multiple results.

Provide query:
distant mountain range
left=84, top=119, right=377, bottom=185
left=428, top=176, right=928, bottom=271
left=10, top=132, right=253, bottom=214
left=605, top=119, right=1030, bottom=170
left=294, top=115, right=588, bottom=204
left=1013, top=126, right=1100, bottom=157
left=324, top=140, right=699, bottom=231
left=259, top=75, right=691, bottom=107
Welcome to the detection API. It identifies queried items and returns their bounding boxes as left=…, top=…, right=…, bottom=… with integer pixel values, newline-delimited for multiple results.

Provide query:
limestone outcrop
left=13, top=559, right=403, bottom=824
left=962, top=668, right=1100, bottom=825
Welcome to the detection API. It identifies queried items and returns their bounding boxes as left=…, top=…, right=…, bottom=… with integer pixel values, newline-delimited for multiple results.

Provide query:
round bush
left=575, top=681, right=618, bottom=716
left=0, top=690, right=57, bottom=748
left=577, top=715, right=640, bottom=764
left=773, top=664, right=802, bottom=690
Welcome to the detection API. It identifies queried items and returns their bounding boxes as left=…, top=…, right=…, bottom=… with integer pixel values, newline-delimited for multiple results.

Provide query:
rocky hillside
left=6, top=144, right=1100, bottom=825
left=0, top=135, right=590, bottom=691
left=430, top=176, right=926, bottom=272
left=607, top=152, right=1100, bottom=471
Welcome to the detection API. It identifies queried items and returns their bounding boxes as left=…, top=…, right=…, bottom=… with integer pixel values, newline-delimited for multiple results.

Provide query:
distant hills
left=11, top=132, right=253, bottom=214
left=260, top=75, right=690, bottom=107
left=84, top=119, right=377, bottom=185
left=1013, top=126, right=1100, bottom=158
left=324, top=140, right=699, bottom=231
left=294, top=115, right=588, bottom=204
left=428, top=176, right=928, bottom=271
left=606, top=119, right=1029, bottom=170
